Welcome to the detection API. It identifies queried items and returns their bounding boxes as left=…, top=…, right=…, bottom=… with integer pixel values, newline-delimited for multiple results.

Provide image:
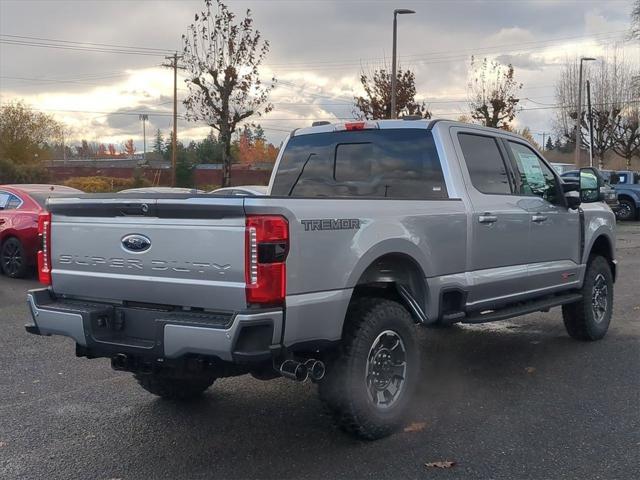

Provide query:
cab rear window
left=271, top=129, right=448, bottom=199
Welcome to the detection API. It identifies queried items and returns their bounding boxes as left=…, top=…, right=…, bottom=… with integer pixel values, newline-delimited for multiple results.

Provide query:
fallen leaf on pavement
left=404, top=422, right=427, bottom=433
left=525, top=366, right=536, bottom=374
left=633, top=306, right=640, bottom=311
left=425, top=460, right=456, bottom=469
left=0, top=441, right=6, bottom=448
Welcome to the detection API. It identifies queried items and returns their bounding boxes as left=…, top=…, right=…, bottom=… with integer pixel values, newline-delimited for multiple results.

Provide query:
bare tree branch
left=181, top=0, right=275, bottom=187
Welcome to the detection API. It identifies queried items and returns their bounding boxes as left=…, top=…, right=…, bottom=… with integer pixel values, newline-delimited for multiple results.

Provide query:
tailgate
left=47, top=196, right=247, bottom=312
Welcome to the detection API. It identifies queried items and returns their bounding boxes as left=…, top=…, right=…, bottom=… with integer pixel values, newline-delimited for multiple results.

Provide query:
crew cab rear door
left=452, top=128, right=532, bottom=307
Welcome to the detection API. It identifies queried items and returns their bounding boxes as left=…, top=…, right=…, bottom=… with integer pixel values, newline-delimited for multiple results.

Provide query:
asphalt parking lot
left=1, top=223, right=639, bottom=480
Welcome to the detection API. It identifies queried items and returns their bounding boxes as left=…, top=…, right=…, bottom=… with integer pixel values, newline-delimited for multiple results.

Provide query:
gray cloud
left=0, top=0, right=636, bottom=144
left=495, top=53, right=548, bottom=71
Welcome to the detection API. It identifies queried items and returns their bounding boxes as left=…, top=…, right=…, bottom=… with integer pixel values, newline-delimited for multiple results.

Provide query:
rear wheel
left=615, top=199, right=636, bottom=221
left=562, top=256, right=613, bottom=341
left=1, top=237, right=28, bottom=278
left=319, top=297, right=420, bottom=440
left=134, top=373, right=216, bottom=400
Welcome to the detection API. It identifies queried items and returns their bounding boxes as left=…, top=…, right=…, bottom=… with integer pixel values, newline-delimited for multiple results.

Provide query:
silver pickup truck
left=25, top=119, right=616, bottom=440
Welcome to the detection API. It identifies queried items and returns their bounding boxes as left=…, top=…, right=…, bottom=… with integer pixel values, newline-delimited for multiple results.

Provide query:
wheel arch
left=587, top=233, right=616, bottom=282
left=346, top=245, right=431, bottom=327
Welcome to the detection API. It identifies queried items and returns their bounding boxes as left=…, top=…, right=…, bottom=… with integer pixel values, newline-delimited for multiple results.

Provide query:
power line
left=266, top=30, right=625, bottom=67
left=264, top=31, right=630, bottom=70
left=0, top=34, right=174, bottom=54
left=0, top=104, right=181, bottom=118
left=0, top=75, right=131, bottom=87
left=0, top=39, right=174, bottom=57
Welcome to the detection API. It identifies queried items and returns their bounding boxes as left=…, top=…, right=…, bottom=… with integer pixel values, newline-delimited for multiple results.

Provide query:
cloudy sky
left=0, top=0, right=638, bottom=150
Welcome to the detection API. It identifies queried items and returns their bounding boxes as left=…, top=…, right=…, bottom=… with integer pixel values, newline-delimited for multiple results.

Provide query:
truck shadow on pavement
left=101, top=314, right=618, bottom=477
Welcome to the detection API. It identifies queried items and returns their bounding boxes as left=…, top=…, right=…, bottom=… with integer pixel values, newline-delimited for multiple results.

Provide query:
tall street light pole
left=586, top=80, right=595, bottom=168
left=391, top=8, right=415, bottom=119
left=575, top=56, right=595, bottom=167
left=139, top=114, right=148, bottom=163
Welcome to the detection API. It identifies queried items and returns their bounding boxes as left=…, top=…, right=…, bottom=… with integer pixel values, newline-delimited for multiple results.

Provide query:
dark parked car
left=0, top=184, right=82, bottom=278
left=606, top=170, right=640, bottom=221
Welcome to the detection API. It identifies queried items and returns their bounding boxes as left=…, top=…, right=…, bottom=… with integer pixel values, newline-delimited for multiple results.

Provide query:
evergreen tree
left=153, top=129, right=164, bottom=154
left=545, top=136, right=554, bottom=151
left=197, top=130, right=223, bottom=164
left=253, top=124, right=266, bottom=142
left=164, top=132, right=174, bottom=161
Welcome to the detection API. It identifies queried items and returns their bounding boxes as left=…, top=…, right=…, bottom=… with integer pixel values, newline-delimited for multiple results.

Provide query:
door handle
left=532, top=214, right=548, bottom=223
left=478, top=214, right=498, bottom=224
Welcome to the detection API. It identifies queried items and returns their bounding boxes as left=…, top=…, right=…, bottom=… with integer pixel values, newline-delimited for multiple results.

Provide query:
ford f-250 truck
left=25, top=119, right=616, bottom=440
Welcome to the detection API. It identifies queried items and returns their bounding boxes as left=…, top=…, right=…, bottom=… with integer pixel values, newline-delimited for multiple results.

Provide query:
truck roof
left=291, top=118, right=529, bottom=142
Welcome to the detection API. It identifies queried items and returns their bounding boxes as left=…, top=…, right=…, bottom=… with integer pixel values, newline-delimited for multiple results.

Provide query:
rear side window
left=271, top=129, right=448, bottom=199
left=0, top=192, right=21, bottom=210
left=7, top=195, right=21, bottom=209
left=458, top=133, right=512, bottom=195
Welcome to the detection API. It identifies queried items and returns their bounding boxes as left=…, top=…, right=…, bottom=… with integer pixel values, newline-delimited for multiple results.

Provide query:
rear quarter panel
left=245, top=197, right=468, bottom=294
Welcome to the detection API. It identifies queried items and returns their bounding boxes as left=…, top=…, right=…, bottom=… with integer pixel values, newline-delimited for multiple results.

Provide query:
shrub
left=0, top=158, right=50, bottom=183
left=63, top=176, right=151, bottom=193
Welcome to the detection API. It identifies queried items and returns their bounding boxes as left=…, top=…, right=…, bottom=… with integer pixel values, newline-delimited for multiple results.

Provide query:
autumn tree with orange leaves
left=234, top=125, right=278, bottom=165
left=122, top=139, right=136, bottom=156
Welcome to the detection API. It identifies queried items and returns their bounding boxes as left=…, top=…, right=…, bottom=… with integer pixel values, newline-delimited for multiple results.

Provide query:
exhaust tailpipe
left=305, top=359, right=326, bottom=381
left=278, top=359, right=308, bottom=382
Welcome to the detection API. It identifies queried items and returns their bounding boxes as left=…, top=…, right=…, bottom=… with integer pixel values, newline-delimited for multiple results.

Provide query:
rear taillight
left=245, top=215, right=289, bottom=306
left=37, top=212, right=52, bottom=285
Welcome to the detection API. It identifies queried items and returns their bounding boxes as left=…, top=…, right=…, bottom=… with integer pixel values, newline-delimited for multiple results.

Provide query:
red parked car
left=0, top=184, right=82, bottom=278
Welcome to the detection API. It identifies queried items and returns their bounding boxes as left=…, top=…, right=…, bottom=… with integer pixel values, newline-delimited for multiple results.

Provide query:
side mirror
left=579, top=167, right=602, bottom=203
left=608, top=172, right=619, bottom=185
left=565, top=190, right=581, bottom=209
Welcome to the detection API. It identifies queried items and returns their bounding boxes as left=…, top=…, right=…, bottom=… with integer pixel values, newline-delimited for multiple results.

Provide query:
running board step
left=463, top=293, right=583, bottom=324
left=441, top=312, right=466, bottom=324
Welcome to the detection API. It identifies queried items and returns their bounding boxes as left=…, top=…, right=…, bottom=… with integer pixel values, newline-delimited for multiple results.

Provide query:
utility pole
left=391, top=9, right=415, bottom=119
left=542, top=132, right=547, bottom=151
left=163, top=52, right=182, bottom=186
left=575, top=57, right=596, bottom=167
left=586, top=80, right=595, bottom=168
left=139, top=114, right=148, bottom=163
left=61, top=127, right=66, bottom=164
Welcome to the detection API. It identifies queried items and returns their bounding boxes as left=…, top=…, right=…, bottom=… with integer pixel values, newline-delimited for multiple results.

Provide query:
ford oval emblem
left=121, top=234, right=151, bottom=253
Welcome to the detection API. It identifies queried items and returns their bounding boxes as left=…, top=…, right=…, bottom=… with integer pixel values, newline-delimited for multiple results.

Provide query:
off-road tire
left=562, top=255, right=613, bottom=341
left=0, top=237, right=28, bottom=278
left=615, top=198, right=636, bottom=221
left=134, top=373, right=215, bottom=400
left=318, top=297, right=420, bottom=440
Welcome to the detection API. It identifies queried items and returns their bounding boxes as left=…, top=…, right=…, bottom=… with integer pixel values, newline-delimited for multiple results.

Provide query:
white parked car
left=119, top=187, right=204, bottom=194
left=210, top=185, right=268, bottom=196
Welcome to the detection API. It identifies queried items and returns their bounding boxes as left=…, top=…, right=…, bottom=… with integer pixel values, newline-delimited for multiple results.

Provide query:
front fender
left=582, top=207, right=616, bottom=266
